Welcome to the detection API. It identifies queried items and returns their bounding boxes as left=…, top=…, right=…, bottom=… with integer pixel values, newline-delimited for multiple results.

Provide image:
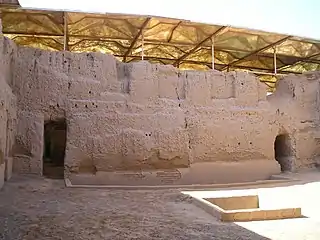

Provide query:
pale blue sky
left=19, top=0, right=320, bottom=40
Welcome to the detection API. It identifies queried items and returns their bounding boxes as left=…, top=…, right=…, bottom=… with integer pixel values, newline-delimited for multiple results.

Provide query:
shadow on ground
left=0, top=175, right=273, bottom=240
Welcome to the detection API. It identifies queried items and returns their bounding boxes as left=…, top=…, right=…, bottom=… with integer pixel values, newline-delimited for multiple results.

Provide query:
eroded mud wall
left=9, top=46, right=281, bottom=184
left=0, top=33, right=17, bottom=188
left=268, top=72, right=320, bottom=170
left=8, top=41, right=320, bottom=185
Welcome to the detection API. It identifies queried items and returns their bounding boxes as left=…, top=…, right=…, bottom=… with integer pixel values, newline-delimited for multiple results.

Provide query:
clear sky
left=19, top=0, right=320, bottom=40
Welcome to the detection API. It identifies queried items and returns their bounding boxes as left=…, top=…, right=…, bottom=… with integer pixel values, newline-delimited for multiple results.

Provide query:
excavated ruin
left=1, top=24, right=320, bottom=187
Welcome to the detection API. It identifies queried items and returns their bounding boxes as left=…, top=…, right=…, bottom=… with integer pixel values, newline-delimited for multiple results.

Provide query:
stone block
left=64, top=141, right=93, bottom=174
left=211, top=72, right=234, bottom=99
left=156, top=129, right=189, bottom=161
left=192, top=195, right=302, bottom=222
left=67, top=80, right=103, bottom=100
left=158, top=65, right=181, bottom=100
left=258, top=81, right=267, bottom=101
left=294, top=131, right=319, bottom=168
left=14, top=112, right=44, bottom=175
left=121, top=129, right=155, bottom=159
left=13, top=154, right=32, bottom=173
left=185, top=71, right=211, bottom=105
left=68, top=99, right=126, bottom=114
left=233, top=72, right=259, bottom=106
left=128, top=62, right=159, bottom=103
left=68, top=113, right=120, bottom=137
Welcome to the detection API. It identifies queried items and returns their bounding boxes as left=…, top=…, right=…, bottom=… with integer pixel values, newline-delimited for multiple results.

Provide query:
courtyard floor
left=1, top=171, right=320, bottom=240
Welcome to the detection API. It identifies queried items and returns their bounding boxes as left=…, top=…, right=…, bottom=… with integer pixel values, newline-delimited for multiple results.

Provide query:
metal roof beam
left=221, top=36, right=292, bottom=71
left=123, top=17, right=151, bottom=62
left=167, top=21, right=182, bottom=42
left=255, top=52, right=320, bottom=65
left=122, top=54, right=299, bottom=74
left=7, top=32, right=310, bottom=61
left=2, top=31, right=227, bottom=48
left=7, top=32, right=317, bottom=69
left=278, top=52, right=320, bottom=71
left=173, top=25, right=228, bottom=66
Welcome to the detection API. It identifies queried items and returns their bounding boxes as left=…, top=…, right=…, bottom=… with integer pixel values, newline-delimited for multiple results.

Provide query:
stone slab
left=192, top=195, right=302, bottom=222
left=68, top=160, right=281, bottom=186
left=65, top=178, right=294, bottom=190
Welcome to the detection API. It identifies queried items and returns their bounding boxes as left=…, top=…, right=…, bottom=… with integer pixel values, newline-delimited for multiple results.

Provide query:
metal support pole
left=211, top=37, right=215, bottom=70
left=63, top=12, right=69, bottom=51
left=273, top=47, right=277, bottom=75
left=141, top=30, right=144, bottom=60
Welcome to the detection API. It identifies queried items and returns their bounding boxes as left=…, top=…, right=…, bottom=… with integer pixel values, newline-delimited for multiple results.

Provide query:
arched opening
left=274, top=134, right=294, bottom=172
left=43, top=119, right=67, bottom=179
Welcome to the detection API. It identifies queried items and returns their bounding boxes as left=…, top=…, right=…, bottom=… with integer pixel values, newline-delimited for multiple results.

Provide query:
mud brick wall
left=3, top=39, right=320, bottom=185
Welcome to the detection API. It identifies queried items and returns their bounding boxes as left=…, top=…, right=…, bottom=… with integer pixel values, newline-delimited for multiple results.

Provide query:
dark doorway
left=274, top=134, right=294, bottom=172
left=43, top=119, right=67, bottom=179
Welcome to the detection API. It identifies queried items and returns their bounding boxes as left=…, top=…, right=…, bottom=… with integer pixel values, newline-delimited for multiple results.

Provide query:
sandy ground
left=1, top=172, right=320, bottom=240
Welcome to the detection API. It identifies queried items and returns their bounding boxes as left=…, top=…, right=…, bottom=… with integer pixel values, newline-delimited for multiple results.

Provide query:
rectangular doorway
left=43, top=119, right=67, bottom=179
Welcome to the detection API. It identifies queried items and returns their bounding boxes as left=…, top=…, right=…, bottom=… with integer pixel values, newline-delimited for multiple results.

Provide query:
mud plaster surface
left=9, top=42, right=320, bottom=183
left=1, top=173, right=320, bottom=240
left=1, top=26, right=320, bottom=185
left=0, top=34, right=17, bottom=188
left=11, top=46, right=282, bottom=181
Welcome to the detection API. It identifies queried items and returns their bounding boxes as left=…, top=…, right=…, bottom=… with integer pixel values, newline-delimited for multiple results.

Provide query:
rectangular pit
left=193, top=195, right=302, bottom=222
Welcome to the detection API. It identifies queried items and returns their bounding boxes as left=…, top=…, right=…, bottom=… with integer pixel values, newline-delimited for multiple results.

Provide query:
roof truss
left=1, top=5, right=320, bottom=91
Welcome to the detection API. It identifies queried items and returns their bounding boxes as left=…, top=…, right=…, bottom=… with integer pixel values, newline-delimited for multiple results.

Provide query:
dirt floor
left=1, top=172, right=320, bottom=240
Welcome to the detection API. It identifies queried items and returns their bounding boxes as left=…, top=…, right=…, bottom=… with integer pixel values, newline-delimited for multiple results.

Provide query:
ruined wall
left=0, top=33, right=17, bottom=188
left=268, top=72, right=320, bottom=170
left=9, top=46, right=281, bottom=185
left=7, top=41, right=320, bottom=185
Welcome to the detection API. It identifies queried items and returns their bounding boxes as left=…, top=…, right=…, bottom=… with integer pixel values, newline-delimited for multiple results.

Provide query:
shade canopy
left=1, top=1, right=320, bottom=91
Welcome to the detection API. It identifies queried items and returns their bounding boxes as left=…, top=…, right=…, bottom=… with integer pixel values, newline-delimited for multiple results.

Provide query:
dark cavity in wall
left=43, top=119, right=67, bottom=179
left=274, top=134, right=294, bottom=172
